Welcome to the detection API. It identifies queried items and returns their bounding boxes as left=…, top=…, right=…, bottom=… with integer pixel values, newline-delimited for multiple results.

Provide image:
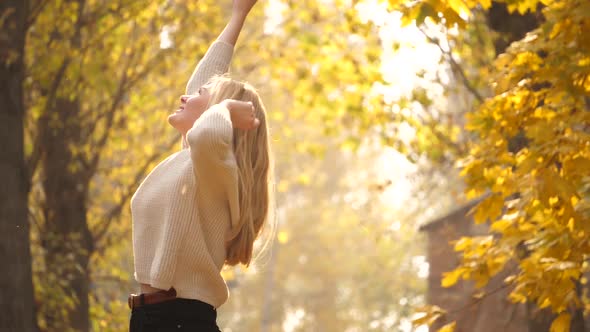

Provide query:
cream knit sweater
left=131, top=41, right=240, bottom=308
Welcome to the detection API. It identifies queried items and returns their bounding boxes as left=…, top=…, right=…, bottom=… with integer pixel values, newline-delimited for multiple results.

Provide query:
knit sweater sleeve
left=186, top=105, right=241, bottom=234
left=181, top=41, right=234, bottom=150
left=186, top=41, right=234, bottom=95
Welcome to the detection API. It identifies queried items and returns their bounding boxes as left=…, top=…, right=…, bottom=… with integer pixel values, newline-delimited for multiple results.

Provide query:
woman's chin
left=167, top=113, right=179, bottom=127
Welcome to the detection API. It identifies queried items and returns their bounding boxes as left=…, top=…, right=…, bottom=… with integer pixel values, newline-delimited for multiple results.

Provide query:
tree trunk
left=39, top=97, right=93, bottom=332
left=570, top=280, right=586, bottom=332
left=526, top=302, right=554, bottom=332
left=0, top=1, right=38, bottom=331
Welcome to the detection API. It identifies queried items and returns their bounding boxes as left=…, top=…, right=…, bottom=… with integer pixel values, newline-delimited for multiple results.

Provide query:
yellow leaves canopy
left=419, top=0, right=590, bottom=328
left=389, top=0, right=550, bottom=28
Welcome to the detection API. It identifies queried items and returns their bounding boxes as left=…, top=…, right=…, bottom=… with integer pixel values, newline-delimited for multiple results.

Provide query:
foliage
left=401, top=0, right=590, bottom=330
left=463, top=0, right=590, bottom=320
left=243, top=0, right=385, bottom=154
left=25, top=0, right=224, bottom=329
left=389, top=0, right=545, bottom=27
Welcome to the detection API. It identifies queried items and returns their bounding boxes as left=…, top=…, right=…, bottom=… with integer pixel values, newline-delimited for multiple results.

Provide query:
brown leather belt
left=128, top=288, right=177, bottom=310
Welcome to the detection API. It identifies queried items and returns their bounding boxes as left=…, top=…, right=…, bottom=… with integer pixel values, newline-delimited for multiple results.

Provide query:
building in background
left=419, top=202, right=530, bottom=332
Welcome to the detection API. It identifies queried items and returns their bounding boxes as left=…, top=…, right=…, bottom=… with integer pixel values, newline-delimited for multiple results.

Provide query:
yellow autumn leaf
left=441, top=268, right=463, bottom=288
left=473, top=194, right=504, bottom=224
left=438, top=321, right=456, bottom=332
left=298, top=174, right=311, bottom=185
left=412, top=305, right=445, bottom=327
left=454, top=237, right=472, bottom=251
left=221, top=268, right=235, bottom=281
left=277, top=180, right=289, bottom=193
left=277, top=231, right=289, bottom=244
left=571, top=196, right=580, bottom=207
left=550, top=312, right=571, bottom=332
left=490, top=219, right=513, bottom=233
left=477, top=0, right=492, bottom=9
left=447, top=0, right=470, bottom=17
left=563, top=157, right=590, bottom=178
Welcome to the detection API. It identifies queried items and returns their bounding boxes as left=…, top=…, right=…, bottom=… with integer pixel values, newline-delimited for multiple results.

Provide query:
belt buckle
left=128, top=294, right=139, bottom=310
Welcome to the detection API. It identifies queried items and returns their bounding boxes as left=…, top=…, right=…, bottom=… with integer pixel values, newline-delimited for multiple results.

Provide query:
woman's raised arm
left=185, top=0, right=258, bottom=95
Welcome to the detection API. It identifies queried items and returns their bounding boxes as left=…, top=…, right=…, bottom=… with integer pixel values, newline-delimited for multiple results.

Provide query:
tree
left=24, top=1, right=224, bottom=330
left=395, top=0, right=590, bottom=330
left=0, top=0, right=38, bottom=330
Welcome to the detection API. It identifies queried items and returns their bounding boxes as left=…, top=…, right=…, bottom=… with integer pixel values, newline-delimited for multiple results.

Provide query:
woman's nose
left=180, top=95, right=188, bottom=103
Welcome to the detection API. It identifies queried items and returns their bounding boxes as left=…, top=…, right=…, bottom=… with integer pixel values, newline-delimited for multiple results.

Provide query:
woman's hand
left=222, top=99, right=260, bottom=130
left=232, top=0, right=258, bottom=18
left=218, top=0, right=257, bottom=46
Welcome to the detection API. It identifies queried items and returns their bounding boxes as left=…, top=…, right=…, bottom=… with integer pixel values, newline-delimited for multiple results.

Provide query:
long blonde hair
left=206, top=75, right=274, bottom=267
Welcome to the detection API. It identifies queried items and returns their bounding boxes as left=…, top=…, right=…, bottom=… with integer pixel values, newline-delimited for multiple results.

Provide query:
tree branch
left=90, top=273, right=131, bottom=285
left=26, top=0, right=50, bottom=29
left=418, top=27, right=484, bottom=103
left=398, top=109, right=466, bottom=157
left=81, top=26, right=139, bottom=180
left=442, top=265, right=518, bottom=324
left=29, top=56, right=70, bottom=179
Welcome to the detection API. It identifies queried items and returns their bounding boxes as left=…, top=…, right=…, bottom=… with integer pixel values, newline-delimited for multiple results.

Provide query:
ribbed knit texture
left=130, top=41, right=240, bottom=308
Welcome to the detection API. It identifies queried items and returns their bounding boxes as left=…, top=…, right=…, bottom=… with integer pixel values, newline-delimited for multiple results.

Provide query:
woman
left=128, top=0, right=272, bottom=330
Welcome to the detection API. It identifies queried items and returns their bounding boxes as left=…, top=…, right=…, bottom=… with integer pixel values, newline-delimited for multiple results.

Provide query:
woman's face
left=168, top=85, right=211, bottom=134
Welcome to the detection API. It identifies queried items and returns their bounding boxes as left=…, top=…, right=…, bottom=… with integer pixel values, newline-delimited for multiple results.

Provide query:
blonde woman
left=128, top=0, right=272, bottom=331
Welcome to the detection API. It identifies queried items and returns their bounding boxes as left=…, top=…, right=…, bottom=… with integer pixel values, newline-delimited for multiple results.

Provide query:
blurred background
left=1, top=0, right=588, bottom=331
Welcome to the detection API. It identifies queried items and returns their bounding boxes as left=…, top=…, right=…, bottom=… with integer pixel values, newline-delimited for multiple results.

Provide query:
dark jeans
left=129, top=298, right=221, bottom=332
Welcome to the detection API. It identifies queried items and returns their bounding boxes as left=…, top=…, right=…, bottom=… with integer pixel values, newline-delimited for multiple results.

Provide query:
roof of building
left=418, top=198, right=483, bottom=232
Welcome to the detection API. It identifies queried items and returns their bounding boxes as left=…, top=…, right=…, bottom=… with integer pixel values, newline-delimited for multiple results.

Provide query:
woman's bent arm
left=187, top=103, right=241, bottom=229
